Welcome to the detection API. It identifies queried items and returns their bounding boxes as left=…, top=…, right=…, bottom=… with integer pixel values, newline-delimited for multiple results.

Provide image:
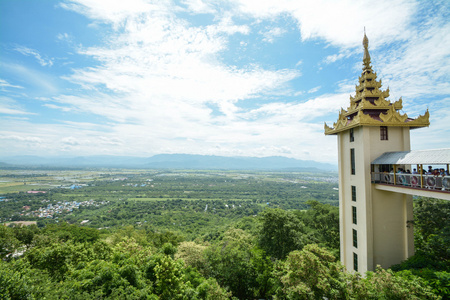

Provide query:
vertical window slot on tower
left=351, top=148, right=355, bottom=175
left=380, top=126, right=388, bottom=140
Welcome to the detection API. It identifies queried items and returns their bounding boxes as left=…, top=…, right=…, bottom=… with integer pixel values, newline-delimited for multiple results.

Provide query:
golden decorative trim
left=325, top=109, right=430, bottom=135
left=324, top=33, right=430, bottom=136
left=393, top=98, right=402, bottom=110
left=373, top=96, right=390, bottom=107
left=379, top=106, right=408, bottom=123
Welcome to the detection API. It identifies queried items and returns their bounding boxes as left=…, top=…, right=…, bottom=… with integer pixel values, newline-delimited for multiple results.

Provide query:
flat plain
left=0, top=169, right=338, bottom=238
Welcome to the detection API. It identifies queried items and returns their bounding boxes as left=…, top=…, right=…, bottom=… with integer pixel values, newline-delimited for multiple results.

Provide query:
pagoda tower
left=324, top=33, right=429, bottom=274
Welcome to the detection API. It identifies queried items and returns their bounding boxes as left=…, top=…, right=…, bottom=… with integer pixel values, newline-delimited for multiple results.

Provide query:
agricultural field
left=0, top=169, right=338, bottom=239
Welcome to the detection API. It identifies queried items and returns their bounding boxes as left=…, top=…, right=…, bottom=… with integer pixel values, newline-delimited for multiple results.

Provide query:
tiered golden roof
left=324, top=33, right=429, bottom=135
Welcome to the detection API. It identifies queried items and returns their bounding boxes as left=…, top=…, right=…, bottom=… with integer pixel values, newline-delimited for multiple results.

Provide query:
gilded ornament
left=324, top=33, right=429, bottom=135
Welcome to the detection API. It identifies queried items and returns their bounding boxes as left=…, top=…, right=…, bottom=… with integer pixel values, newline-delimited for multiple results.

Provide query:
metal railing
left=371, top=172, right=450, bottom=192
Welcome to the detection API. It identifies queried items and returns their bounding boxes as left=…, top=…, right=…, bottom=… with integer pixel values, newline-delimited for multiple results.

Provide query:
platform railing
left=371, top=172, right=450, bottom=192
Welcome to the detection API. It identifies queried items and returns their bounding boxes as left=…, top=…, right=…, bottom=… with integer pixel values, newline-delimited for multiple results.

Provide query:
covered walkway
left=371, top=149, right=450, bottom=200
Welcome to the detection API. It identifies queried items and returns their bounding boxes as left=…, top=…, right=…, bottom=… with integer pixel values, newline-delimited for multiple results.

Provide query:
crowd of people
left=412, top=166, right=449, bottom=176
left=380, top=165, right=450, bottom=190
left=394, top=166, right=449, bottom=176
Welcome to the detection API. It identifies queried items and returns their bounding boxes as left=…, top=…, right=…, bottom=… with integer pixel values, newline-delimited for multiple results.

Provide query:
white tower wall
left=338, top=126, right=414, bottom=273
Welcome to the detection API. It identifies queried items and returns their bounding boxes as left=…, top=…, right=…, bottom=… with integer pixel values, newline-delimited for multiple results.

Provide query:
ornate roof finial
left=324, top=32, right=430, bottom=135
left=363, top=28, right=371, bottom=70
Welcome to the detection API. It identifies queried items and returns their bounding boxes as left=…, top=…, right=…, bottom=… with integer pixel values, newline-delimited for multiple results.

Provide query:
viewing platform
left=371, top=149, right=450, bottom=201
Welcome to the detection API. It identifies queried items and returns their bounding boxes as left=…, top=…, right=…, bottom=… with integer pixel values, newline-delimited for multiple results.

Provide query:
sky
left=0, top=0, right=449, bottom=164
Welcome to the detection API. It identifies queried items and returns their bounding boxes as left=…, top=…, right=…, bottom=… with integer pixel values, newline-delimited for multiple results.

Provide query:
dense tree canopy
left=1, top=199, right=445, bottom=300
left=0, top=170, right=447, bottom=299
left=258, top=208, right=307, bottom=260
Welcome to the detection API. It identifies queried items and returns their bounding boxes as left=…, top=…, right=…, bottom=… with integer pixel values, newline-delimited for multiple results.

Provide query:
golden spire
left=324, top=30, right=430, bottom=135
left=362, top=28, right=371, bottom=70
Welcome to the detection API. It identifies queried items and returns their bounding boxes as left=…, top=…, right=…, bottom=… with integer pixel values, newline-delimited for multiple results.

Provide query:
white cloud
left=61, top=136, right=81, bottom=146
left=230, top=0, right=415, bottom=48
left=14, top=46, right=54, bottom=67
left=411, top=97, right=450, bottom=150
left=60, top=0, right=166, bottom=26
left=376, top=20, right=450, bottom=100
left=307, top=86, right=321, bottom=94
left=181, top=0, right=217, bottom=14
left=1, top=62, right=58, bottom=94
left=56, top=33, right=76, bottom=49
left=0, top=118, right=124, bottom=156
left=99, top=136, right=124, bottom=146
left=0, top=107, right=31, bottom=115
left=243, top=93, right=348, bottom=123
left=43, top=103, right=74, bottom=112
left=57, top=33, right=72, bottom=42
left=56, top=0, right=300, bottom=127
left=0, top=135, right=43, bottom=143
left=261, top=27, right=286, bottom=43
left=0, top=97, right=34, bottom=115
left=323, top=49, right=352, bottom=64
left=0, top=79, right=24, bottom=90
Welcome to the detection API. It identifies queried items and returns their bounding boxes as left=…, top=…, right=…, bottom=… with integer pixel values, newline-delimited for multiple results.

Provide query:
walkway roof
left=372, top=149, right=450, bottom=165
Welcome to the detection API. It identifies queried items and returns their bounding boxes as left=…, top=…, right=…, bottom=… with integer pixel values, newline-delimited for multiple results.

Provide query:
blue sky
left=1, top=0, right=449, bottom=163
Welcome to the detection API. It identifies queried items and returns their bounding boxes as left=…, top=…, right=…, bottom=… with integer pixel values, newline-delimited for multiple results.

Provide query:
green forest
left=0, top=170, right=449, bottom=299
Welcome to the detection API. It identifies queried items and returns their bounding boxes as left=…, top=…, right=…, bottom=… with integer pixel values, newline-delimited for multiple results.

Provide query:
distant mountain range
left=0, top=154, right=337, bottom=171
